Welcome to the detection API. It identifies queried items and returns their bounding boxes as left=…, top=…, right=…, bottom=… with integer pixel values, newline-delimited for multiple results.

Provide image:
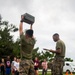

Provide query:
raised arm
left=19, top=22, right=23, bottom=35
left=19, top=16, right=24, bottom=35
left=30, top=24, right=33, bottom=30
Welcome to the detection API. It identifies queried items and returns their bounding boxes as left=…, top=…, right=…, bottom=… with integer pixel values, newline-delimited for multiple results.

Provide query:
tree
left=42, top=51, right=54, bottom=61
left=13, top=38, right=20, bottom=57
left=0, top=15, right=18, bottom=57
left=32, top=48, right=54, bottom=69
left=65, top=57, right=73, bottom=62
left=32, top=47, right=40, bottom=60
left=32, top=48, right=54, bottom=62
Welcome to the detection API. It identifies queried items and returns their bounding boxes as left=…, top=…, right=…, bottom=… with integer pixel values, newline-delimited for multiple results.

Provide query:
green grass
left=39, top=71, right=50, bottom=75
left=39, top=71, right=75, bottom=75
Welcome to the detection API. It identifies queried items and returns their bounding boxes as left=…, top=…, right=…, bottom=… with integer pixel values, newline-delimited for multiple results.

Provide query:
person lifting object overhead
left=19, top=13, right=36, bottom=75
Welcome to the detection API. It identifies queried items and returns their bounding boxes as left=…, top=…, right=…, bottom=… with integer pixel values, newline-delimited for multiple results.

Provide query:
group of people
left=12, top=57, right=48, bottom=75
left=0, top=56, right=11, bottom=75
left=34, top=57, right=48, bottom=75
left=0, top=56, right=48, bottom=75
left=0, top=15, right=66, bottom=75
left=11, top=57, right=20, bottom=75
left=0, top=56, right=20, bottom=75
left=19, top=15, right=66, bottom=75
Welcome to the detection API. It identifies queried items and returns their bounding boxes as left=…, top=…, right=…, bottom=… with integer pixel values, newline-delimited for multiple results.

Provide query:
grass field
left=39, top=71, right=75, bottom=75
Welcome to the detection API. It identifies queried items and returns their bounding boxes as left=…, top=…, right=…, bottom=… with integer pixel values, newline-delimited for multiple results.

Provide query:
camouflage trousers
left=50, top=57, right=64, bottom=75
left=19, top=59, right=34, bottom=75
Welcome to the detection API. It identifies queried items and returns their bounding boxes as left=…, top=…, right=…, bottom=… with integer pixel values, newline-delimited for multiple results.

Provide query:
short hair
left=26, top=29, right=33, bottom=37
left=53, top=33, right=59, bottom=36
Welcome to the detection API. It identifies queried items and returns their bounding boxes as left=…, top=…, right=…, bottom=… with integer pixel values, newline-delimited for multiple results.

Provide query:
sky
left=0, top=0, right=75, bottom=60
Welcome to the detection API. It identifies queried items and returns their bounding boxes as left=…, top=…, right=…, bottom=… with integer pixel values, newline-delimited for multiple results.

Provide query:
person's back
left=20, top=33, right=35, bottom=59
left=19, top=15, right=36, bottom=75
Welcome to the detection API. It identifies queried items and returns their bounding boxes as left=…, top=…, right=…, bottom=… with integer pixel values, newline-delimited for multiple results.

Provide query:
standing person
left=19, top=15, right=36, bottom=75
left=42, top=59, right=48, bottom=75
left=5, top=56, right=11, bottom=75
left=11, top=57, right=17, bottom=75
left=14, top=58, right=20, bottom=75
left=1, top=58, right=5, bottom=75
left=34, top=57, right=39, bottom=75
left=44, top=33, right=66, bottom=75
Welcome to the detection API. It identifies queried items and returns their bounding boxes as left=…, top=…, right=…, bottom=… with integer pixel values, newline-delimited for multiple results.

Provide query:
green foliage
left=65, top=57, right=73, bottom=62
left=0, top=15, right=74, bottom=63
left=0, top=16, right=18, bottom=57
left=40, top=51, right=54, bottom=62
left=32, top=47, right=40, bottom=58
left=13, top=39, right=20, bottom=57
left=32, top=48, right=54, bottom=62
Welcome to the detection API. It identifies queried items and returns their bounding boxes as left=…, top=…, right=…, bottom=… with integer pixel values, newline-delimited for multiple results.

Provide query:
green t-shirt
left=55, top=40, right=66, bottom=57
left=20, top=33, right=36, bottom=59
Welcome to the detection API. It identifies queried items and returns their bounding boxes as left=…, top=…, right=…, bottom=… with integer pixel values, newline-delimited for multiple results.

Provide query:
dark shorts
left=6, top=68, right=11, bottom=74
left=34, top=67, right=38, bottom=70
left=15, top=70, right=19, bottom=75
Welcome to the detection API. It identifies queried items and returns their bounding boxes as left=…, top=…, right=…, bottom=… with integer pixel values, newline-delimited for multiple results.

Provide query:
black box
left=22, top=13, right=35, bottom=25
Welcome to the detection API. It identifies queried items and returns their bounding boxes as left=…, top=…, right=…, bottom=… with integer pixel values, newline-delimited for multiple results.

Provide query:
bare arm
left=43, top=48, right=61, bottom=54
left=19, top=22, right=23, bottom=35
left=49, top=48, right=61, bottom=54
left=30, top=24, right=33, bottom=30
left=19, top=16, right=24, bottom=35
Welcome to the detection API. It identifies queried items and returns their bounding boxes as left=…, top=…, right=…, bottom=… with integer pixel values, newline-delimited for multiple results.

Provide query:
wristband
left=20, top=20, right=23, bottom=23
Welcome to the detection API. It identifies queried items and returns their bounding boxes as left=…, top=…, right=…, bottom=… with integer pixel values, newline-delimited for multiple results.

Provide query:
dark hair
left=53, top=33, right=59, bottom=36
left=26, top=29, right=33, bottom=37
